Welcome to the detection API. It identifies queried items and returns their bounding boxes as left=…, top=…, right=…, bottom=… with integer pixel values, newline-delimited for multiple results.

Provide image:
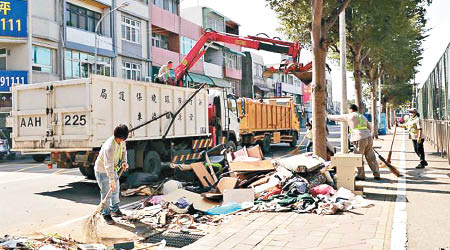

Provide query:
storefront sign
left=0, top=70, right=28, bottom=92
left=0, top=0, right=27, bottom=38
left=275, top=82, right=282, bottom=96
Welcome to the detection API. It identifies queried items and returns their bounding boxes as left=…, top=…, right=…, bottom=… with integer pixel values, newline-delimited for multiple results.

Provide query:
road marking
left=0, top=169, right=76, bottom=184
left=391, top=132, right=408, bottom=250
left=43, top=199, right=145, bottom=230
left=14, top=164, right=44, bottom=172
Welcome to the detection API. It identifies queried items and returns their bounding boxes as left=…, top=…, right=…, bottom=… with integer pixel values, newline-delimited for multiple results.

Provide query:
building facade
left=181, top=6, right=242, bottom=94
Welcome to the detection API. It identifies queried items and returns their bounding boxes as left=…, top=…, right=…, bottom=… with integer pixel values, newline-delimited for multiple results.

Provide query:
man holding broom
left=94, top=124, right=129, bottom=225
left=328, top=104, right=381, bottom=180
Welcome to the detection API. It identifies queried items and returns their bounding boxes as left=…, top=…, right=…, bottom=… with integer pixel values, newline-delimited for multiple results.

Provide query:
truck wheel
left=290, top=132, right=298, bottom=147
left=143, top=150, right=162, bottom=177
left=32, top=154, right=47, bottom=162
left=262, top=135, right=271, bottom=153
left=226, top=140, right=237, bottom=151
left=79, top=167, right=96, bottom=180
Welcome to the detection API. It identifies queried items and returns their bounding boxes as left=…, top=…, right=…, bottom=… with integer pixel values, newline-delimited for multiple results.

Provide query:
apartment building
left=181, top=6, right=242, bottom=94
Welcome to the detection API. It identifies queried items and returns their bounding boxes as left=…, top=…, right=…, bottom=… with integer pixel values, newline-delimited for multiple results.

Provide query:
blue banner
left=0, top=70, right=28, bottom=92
left=275, top=82, right=282, bottom=96
left=0, top=0, right=27, bottom=38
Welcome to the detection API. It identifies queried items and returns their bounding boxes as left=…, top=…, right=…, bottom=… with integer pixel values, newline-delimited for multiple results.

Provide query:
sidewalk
left=185, top=130, right=450, bottom=250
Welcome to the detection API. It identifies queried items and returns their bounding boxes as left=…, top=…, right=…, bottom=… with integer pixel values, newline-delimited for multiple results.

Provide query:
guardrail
left=423, top=119, right=450, bottom=163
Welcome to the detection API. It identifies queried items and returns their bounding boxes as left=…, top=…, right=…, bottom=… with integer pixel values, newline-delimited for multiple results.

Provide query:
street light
left=94, top=2, right=129, bottom=74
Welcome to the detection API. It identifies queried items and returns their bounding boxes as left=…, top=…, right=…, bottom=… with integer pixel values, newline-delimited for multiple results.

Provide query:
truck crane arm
left=174, top=31, right=312, bottom=87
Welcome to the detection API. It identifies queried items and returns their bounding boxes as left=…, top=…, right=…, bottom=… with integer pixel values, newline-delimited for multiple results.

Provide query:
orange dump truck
left=237, top=97, right=300, bottom=153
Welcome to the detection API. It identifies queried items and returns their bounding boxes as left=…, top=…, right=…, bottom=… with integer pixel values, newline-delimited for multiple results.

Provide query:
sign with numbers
left=0, top=70, right=28, bottom=92
left=0, top=0, right=27, bottom=38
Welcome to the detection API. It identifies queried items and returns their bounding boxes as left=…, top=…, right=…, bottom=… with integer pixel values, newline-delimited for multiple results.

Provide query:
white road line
left=0, top=169, right=74, bottom=184
left=391, top=132, right=408, bottom=250
left=43, top=199, right=145, bottom=230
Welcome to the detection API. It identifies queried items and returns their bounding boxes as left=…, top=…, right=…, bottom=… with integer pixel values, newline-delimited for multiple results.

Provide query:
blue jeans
left=95, top=171, right=120, bottom=215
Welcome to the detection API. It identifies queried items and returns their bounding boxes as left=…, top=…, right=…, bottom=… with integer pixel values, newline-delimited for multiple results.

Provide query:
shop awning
left=185, top=73, right=215, bottom=86
left=227, top=48, right=246, bottom=56
left=210, top=77, right=232, bottom=88
left=255, top=85, right=272, bottom=92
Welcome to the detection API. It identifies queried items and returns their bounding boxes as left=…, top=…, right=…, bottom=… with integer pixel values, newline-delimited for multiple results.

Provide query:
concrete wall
left=1, top=44, right=29, bottom=71
left=66, top=27, right=113, bottom=52
left=180, top=6, right=203, bottom=27
left=204, top=62, right=222, bottom=78
left=151, top=4, right=180, bottom=34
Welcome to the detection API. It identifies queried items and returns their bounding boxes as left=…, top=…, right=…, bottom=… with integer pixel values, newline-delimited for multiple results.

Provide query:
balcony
left=151, top=4, right=180, bottom=34
left=204, top=62, right=223, bottom=79
left=66, top=27, right=113, bottom=54
left=151, top=46, right=180, bottom=66
left=224, top=67, right=242, bottom=80
left=281, top=82, right=302, bottom=95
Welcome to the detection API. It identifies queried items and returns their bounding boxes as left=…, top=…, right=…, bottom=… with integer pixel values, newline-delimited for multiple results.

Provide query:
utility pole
left=339, top=11, right=348, bottom=153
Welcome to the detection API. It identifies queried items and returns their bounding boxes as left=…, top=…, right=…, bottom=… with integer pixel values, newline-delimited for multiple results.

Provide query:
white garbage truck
left=10, top=75, right=240, bottom=179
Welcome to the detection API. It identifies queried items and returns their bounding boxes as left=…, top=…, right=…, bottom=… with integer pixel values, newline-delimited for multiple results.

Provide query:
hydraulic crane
left=173, top=30, right=312, bottom=87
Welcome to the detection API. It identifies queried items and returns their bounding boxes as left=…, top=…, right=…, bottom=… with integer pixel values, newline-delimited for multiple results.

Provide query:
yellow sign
left=0, top=2, right=11, bottom=15
left=235, top=40, right=247, bottom=46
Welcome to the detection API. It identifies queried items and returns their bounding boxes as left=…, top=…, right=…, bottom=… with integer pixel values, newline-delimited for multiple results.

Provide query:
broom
left=373, top=148, right=402, bottom=177
left=84, top=167, right=126, bottom=241
left=386, top=125, right=397, bottom=164
left=289, top=133, right=308, bottom=155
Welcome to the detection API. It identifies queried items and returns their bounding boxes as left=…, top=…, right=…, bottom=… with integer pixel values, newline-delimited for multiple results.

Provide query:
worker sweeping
left=305, top=122, right=313, bottom=152
left=328, top=104, right=381, bottom=180
left=94, top=124, right=129, bottom=225
left=397, top=108, right=428, bottom=169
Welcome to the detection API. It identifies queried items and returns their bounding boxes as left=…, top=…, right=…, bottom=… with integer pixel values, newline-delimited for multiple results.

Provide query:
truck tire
left=226, top=140, right=237, bottom=151
left=32, top=154, right=47, bottom=162
left=79, top=167, right=96, bottom=180
left=262, top=135, right=271, bottom=153
left=143, top=150, right=162, bottom=177
left=290, top=132, right=298, bottom=147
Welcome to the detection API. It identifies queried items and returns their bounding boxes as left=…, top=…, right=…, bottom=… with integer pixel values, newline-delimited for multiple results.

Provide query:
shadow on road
left=36, top=181, right=100, bottom=205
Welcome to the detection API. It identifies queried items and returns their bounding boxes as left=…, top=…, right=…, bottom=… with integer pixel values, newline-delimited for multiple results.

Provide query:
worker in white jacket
left=94, top=124, right=129, bottom=225
left=328, top=104, right=381, bottom=180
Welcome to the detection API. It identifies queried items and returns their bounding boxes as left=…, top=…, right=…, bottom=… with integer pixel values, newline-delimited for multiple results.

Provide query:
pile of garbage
left=117, top=145, right=375, bottom=236
left=0, top=234, right=166, bottom=250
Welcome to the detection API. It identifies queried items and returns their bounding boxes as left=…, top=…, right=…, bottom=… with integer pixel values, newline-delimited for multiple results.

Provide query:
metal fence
left=418, top=43, right=450, bottom=163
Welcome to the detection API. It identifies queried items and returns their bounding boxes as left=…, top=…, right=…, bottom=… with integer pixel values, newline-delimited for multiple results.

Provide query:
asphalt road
left=0, top=125, right=342, bottom=237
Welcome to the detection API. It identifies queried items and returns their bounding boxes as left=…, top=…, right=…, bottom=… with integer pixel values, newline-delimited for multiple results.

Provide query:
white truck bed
left=11, top=75, right=209, bottom=152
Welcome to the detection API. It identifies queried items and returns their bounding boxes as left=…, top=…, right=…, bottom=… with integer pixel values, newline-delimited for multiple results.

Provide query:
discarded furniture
left=331, top=153, right=363, bottom=194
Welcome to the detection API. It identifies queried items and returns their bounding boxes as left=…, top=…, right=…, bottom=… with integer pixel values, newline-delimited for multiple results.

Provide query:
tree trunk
left=386, top=102, right=391, bottom=130
left=371, top=81, right=378, bottom=138
left=311, top=0, right=327, bottom=159
left=353, top=44, right=363, bottom=112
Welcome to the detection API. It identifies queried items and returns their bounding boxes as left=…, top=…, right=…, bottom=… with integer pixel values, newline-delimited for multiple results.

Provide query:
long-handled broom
left=289, top=134, right=308, bottom=155
left=373, top=148, right=402, bottom=177
left=386, top=125, right=397, bottom=164
left=84, top=167, right=125, bottom=241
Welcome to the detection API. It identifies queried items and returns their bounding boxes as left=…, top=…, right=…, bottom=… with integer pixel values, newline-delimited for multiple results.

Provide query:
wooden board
left=163, top=189, right=218, bottom=212
left=217, top=177, right=238, bottom=194
left=229, top=160, right=274, bottom=172
left=191, top=162, right=214, bottom=187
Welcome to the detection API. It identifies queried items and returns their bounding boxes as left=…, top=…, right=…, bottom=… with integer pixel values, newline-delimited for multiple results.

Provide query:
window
left=152, top=0, right=177, bottom=14
left=288, top=75, right=294, bottom=85
left=122, top=61, right=141, bottom=81
left=206, top=13, right=224, bottom=32
left=32, top=46, right=52, bottom=73
left=121, top=16, right=141, bottom=43
left=180, top=36, right=197, bottom=55
left=65, top=49, right=111, bottom=79
left=152, top=33, right=168, bottom=49
left=0, top=48, right=6, bottom=70
left=225, top=53, right=241, bottom=70
left=253, top=63, right=263, bottom=77
left=66, top=3, right=102, bottom=34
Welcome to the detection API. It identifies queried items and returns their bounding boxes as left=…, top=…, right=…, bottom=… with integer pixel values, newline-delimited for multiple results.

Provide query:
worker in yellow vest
left=328, top=104, right=380, bottom=180
left=397, top=108, right=428, bottom=169
left=94, top=124, right=129, bottom=225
